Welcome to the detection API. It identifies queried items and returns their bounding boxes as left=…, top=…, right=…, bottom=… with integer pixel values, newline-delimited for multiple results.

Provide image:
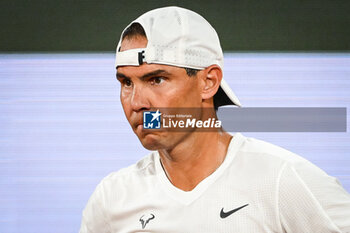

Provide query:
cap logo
left=138, top=50, right=145, bottom=65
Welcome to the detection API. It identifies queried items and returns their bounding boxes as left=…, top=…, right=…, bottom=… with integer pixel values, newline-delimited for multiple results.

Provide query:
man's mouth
left=134, top=122, right=142, bottom=129
left=132, top=118, right=143, bottom=130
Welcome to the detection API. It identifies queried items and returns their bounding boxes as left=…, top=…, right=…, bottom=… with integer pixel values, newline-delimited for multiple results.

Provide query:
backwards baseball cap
left=115, top=6, right=241, bottom=107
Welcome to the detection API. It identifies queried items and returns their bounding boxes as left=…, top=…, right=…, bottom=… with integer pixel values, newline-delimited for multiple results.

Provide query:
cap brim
left=214, top=79, right=241, bottom=107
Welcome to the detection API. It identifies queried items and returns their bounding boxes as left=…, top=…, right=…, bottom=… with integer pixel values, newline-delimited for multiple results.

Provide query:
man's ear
left=201, top=65, right=222, bottom=100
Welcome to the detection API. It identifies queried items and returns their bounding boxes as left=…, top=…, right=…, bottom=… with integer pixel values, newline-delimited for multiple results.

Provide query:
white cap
left=115, top=6, right=241, bottom=107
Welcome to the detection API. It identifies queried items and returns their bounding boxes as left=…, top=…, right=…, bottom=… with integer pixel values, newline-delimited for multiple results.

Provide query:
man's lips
left=132, top=118, right=143, bottom=130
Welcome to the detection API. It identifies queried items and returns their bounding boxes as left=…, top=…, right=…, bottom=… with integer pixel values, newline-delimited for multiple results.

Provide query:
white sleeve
left=79, top=182, right=111, bottom=233
left=278, top=161, right=350, bottom=233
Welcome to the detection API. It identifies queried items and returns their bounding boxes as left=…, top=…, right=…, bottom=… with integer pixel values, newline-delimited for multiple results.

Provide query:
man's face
left=117, top=36, right=205, bottom=150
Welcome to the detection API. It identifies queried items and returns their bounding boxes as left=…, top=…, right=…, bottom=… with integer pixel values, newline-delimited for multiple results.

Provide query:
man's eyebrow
left=116, top=69, right=171, bottom=80
left=116, top=72, right=129, bottom=80
left=140, top=70, right=170, bottom=80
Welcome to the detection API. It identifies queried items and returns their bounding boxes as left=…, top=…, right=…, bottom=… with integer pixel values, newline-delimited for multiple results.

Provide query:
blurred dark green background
left=1, top=0, right=349, bottom=52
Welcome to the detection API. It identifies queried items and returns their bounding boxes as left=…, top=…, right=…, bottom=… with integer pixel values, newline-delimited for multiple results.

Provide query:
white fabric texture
left=80, top=133, right=350, bottom=233
left=115, top=48, right=145, bottom=67
left=116, top=7, right=223, bottom=70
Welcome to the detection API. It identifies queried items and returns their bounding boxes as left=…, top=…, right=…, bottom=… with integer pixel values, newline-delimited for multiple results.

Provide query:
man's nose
left=130, top=84, right=150, bottom=112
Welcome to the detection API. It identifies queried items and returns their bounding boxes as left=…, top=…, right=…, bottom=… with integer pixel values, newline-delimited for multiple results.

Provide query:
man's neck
left=158, top=130, right=232, bottom=191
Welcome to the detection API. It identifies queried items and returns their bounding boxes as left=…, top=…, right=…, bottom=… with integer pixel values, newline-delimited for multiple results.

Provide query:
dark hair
left=122, top=23, right=146, bottom=40
left=184, top=68, right=198, bottom=77
left=121, top=23, right=219, bottom=110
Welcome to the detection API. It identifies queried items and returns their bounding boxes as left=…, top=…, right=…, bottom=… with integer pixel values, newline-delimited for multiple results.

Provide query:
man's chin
left=138, top=133, right=165, bottom=150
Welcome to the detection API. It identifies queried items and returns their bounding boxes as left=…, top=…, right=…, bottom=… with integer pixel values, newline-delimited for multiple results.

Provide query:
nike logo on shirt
left=220, top=204, right=249, bottom=218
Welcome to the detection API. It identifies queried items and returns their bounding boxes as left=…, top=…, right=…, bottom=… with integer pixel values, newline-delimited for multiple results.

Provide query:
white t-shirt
left=80, top=133, right=350, bottom=233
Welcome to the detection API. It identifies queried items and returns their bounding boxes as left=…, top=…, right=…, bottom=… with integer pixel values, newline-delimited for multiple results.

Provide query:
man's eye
left=123, top=79, right=132, bottom=87
left=150, top=77, right=165, bottom=85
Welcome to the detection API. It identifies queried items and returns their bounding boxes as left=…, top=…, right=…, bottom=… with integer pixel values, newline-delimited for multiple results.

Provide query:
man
left=80, top=6, right=350, bottom=232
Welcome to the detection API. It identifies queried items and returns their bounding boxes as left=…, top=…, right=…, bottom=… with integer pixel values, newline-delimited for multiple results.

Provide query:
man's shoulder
left=237, top=133, right=308, bottom=165
left=88, top=152, right=159, bottom=205
left=240, top=134, right=301, bottom=161
left=232, top=134, right=334, bottom=198
left=103, top=152, right=158, bottom=182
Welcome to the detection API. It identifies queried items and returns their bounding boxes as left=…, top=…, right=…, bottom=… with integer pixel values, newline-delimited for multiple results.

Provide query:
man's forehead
left=117, top=63, right=185, bottom=79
